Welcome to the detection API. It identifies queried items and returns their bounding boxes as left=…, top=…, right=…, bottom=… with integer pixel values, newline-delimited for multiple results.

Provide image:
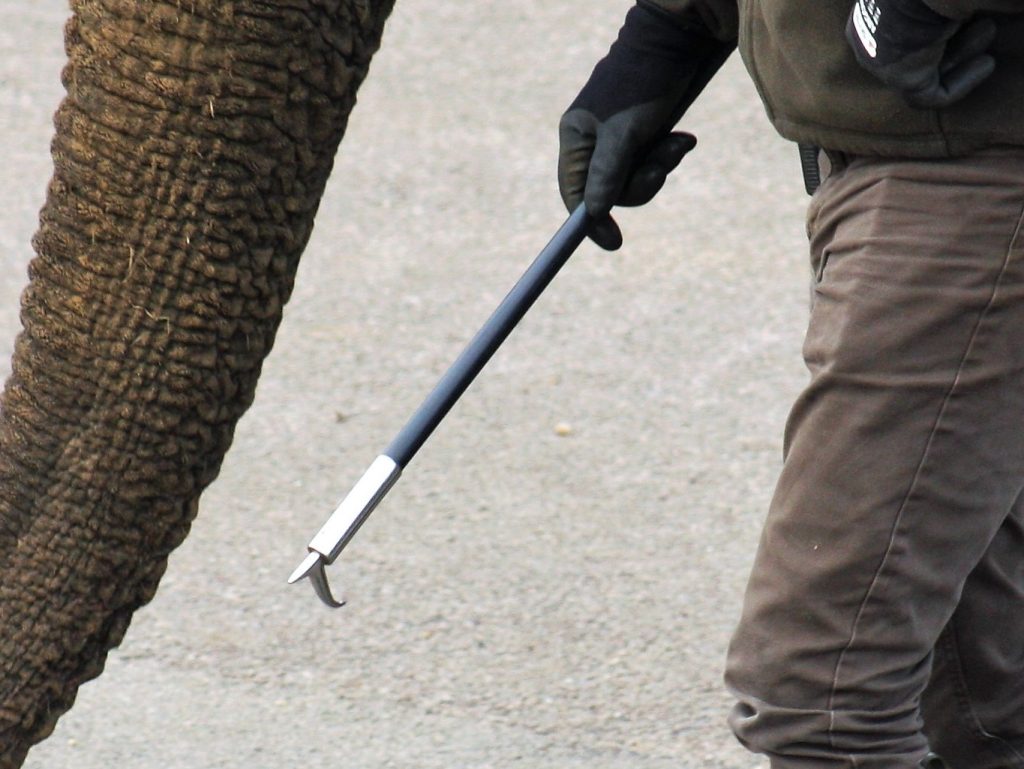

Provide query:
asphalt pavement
left=3, top=1, right=812, bottom=767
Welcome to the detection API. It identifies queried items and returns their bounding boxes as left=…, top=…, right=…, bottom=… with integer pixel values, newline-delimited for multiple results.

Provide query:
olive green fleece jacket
left=647, top=0, right=1024, bottom=156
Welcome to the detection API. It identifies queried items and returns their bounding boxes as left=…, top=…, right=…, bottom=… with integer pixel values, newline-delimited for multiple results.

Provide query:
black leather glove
left=846, top=0, right=997, bottom=109
left=558, top=1, right=731, bottom=250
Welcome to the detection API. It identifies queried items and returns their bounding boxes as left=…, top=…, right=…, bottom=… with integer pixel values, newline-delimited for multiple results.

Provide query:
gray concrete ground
left=3, top=1, right=812, bottom=767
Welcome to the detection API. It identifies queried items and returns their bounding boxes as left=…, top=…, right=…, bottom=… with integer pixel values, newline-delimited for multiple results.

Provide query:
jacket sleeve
left=923, top=0, right=1024, bottom=18
left=640, top=0, right=739, bottom=43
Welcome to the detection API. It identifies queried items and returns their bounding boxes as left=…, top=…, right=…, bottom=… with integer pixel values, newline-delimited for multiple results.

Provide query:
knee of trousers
left=723, top=645, right=931, bottom=769
left=723, top=685, right=930, bottom=769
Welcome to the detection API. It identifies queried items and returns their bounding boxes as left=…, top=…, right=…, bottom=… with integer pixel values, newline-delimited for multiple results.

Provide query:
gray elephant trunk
left=0, top=1, right=395, bottom=764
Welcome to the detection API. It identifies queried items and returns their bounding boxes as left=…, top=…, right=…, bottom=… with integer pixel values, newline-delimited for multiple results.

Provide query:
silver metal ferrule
left=307, top=454, right=402, bottom=564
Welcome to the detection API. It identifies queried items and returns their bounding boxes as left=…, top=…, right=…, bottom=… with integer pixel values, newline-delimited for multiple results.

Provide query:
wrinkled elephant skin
left=0, top=1, right=395, bottom=765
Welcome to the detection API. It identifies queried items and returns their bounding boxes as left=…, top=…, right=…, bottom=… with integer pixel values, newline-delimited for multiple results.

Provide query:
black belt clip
left=798, top=143, right=822, bottom=196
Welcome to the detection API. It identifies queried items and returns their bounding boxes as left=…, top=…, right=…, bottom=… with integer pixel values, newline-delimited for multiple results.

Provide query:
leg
left=922, top=492, right=1024, bottom=769
left=724, top=150, right=1024, bottom=769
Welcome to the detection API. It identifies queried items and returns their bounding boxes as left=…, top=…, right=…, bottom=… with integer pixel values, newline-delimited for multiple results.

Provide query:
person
left=557, top=1, right=1024, bottom=768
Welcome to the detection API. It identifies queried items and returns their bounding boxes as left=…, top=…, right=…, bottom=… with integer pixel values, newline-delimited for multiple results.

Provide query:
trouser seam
left=824, top=197, right=1024, bottom=755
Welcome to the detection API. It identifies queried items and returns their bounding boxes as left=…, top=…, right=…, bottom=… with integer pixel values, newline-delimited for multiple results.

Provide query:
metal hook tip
left=288, top=551, right=322, bottom=584
left=288, top=551, right=346, bottom=608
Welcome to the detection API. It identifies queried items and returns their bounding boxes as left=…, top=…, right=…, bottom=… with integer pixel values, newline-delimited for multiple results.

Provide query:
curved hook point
left=288, top=552, right=346, bottom=609
left=310, top=560, right=346, bottom=608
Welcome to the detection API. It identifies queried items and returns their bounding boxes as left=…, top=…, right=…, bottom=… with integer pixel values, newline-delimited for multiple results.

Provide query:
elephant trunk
left=0, top=1, right=395, bottom=764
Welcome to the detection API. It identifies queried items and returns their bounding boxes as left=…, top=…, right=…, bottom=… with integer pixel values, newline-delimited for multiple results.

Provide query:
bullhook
left=289, top=204, right=591, bottom=607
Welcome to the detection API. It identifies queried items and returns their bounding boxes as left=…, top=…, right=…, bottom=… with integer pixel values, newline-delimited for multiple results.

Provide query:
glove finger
left=646, top=131, right=698, bottom=170
left=943, top=52, right=996, bottom=101
left=587, top=214, right=624, bottom=251
left=617, top=165, right=668, bottom=208
left=559, top=133, right=624, bottom=249
left=617, top=132, right=697, bottom=207
left=907, top=16, right=998, bottom=108
left=906, top=53, right=995, bottom=108
left=940, top=16, right=997, bottom=76
left=558, top=112, right=623, bottom=250
left=558, top=126, right=596, bottom=213
left=563, top=151, right=624, bottom=249
left=584, top=127, right=639, bottom=219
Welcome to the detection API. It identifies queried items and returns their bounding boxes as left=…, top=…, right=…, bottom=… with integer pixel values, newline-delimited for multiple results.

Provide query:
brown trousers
left=724, top=150, right=1024, bottom=769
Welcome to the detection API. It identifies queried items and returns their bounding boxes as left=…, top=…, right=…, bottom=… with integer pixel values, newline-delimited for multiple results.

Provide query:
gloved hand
left=846, top=0, right=997, bottom=109
left=558, top=1, right=731, bottom=250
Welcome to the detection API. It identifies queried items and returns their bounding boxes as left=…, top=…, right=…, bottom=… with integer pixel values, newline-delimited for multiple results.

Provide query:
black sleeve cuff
left=625, top=0, right=730, bottom=61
